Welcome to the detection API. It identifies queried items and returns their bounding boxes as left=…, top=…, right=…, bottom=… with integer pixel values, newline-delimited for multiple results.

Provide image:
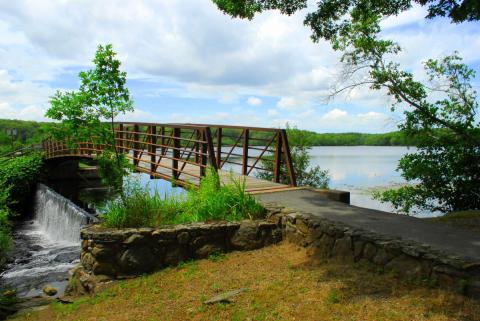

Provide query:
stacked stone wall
left=72, top=201, right=480, bottom=298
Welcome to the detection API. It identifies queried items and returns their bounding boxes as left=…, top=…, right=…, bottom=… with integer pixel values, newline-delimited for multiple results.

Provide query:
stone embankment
left=70, top=189, right=480, bottom=298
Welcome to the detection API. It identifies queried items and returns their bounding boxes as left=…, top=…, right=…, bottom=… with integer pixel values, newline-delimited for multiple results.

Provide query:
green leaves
left=45, top=44, right=133, bottom=144
left=45, top=44, right=134, bottom=194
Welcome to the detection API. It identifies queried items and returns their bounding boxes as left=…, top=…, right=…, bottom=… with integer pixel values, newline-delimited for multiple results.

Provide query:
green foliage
left=101, top=169, right=264, bottom=228
left=0, top=153, right=44, bottom=254
left=213, top=0, right=479, bottom=31
left=96, top=151, right=132, bottom=193
left=257, top=126, right=330, bottom=188
left=0, top=153, right=44, bottom=211
left=0, top=119, right=55, bottom=155
left=214, top=0, right=479, bottom=215
left=0, top=208, right=12, bottom=254
left=374, top=56, right=480, bottom=214
left=46, top=44, right=133, bottom=146
left=45, top=44, right=134, bottom=193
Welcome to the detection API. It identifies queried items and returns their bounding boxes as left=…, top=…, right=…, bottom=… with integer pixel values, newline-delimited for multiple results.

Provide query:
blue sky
left=0, top=1, right=479, bottom=133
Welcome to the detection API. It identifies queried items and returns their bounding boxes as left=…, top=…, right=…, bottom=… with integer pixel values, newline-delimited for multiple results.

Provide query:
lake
left=307, top=146, right=430, bottom=215
left=137, top=146, right=431, bottom=216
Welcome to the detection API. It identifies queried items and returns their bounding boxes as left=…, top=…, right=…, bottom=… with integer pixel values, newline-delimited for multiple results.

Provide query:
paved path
left=255, top=189, right=480, bottom=262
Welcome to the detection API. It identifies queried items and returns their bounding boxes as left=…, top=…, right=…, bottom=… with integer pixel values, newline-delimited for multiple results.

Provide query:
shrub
left=0, top=153, right=44, bottom=255
left=0, top=153, right=44, bottom=212
left=100, top=168, right=265, bottom=228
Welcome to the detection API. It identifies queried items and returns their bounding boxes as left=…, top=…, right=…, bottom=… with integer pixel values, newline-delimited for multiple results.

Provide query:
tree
left=213, top=0, right=480, bottom=214
left=374, top=55, right=480, bottom=214
left=212, top=0, right=479, bottom=27
left=46, top=44, right=134, bottom=193
left=256, top=126, right=330, bottom=188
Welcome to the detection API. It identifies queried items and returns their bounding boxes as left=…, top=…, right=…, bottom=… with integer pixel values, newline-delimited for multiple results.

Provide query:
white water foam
left=34, top=184, right=96, bottom=243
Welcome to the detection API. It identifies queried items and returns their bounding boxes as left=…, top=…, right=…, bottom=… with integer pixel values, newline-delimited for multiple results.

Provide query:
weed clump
left=101, top=168, right=264, bottom=228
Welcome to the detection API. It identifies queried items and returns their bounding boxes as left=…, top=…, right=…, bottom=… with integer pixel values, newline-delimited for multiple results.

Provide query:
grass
left=425, top=210, right=480, bottom=233
left=10, top=242, right=480, bottom=321
left=101, top=168, right=265, bottom=228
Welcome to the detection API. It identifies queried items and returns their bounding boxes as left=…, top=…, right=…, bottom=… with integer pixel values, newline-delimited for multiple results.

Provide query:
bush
left=0, top=153, right=44, bottom=212
left=100, top=169, right=265, bottom=228
left=0, top=153, right=44, bottom=255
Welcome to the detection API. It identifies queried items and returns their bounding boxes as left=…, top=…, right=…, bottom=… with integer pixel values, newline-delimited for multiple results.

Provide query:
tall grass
left=100, top=168, right=264, bottom=228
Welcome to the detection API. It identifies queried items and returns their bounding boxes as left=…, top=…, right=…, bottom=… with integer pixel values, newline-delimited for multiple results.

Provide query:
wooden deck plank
left=136, top=155, right=289, bottom=193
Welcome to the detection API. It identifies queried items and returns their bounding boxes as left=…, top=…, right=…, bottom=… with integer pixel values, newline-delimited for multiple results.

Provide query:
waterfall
left=34, top=184, right=97, bottom=243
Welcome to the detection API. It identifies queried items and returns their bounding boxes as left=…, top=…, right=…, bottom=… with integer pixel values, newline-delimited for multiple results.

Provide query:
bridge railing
left=42, top=122, right=297, bottom=187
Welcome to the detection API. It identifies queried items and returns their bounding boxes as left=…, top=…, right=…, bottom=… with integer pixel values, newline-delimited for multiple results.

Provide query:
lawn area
left=426, top=211, right=480, bottom=233
left=11, top=243, right=479, bottom=321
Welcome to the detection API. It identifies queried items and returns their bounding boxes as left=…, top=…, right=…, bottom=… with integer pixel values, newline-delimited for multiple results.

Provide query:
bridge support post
left=216, top=127, right=222, bottom=168
left=200, top=130, right=207, bottom=177
left=133, top=124, right=139, bottom=167
left=172, top=127, right=180, bottom=180
left=242, top=129, right=249, bottom=175
left=273, top=131, right=282, bottom=183
left=280, top=129, right=297, bottom=187
left=149, top=126, right=156, bottom=179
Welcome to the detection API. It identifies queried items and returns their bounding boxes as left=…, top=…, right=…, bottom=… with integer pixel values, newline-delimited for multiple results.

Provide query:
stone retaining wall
left=72, top=200, right=480, bottom=298
left=79, top=220, right=281, bottom=278
left=268, top=205, right=480, bottom=298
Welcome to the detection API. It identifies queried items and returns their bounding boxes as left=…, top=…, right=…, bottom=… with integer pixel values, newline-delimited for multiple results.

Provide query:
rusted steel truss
left=43, top=123, right=297, bottom=187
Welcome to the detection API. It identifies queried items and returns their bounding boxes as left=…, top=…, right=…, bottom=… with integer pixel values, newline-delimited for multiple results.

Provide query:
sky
left=0, top=1, right=479, bottom=133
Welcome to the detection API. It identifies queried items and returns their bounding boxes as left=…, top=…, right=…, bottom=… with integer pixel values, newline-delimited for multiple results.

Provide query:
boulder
left=42, top=285, right=57, bottom=296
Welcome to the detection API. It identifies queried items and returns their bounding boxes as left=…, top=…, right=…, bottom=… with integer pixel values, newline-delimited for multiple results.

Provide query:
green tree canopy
left=45, top=44, right=134, bottom=193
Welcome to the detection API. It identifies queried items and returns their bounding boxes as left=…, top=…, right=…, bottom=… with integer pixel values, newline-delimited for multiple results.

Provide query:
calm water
left=128, top=146, right=432, bottom=216
left=307, top=146, right=429, bottom=215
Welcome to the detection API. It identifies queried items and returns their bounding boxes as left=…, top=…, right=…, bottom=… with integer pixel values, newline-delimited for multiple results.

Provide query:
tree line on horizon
left=0, top=118, right=418, bottom=154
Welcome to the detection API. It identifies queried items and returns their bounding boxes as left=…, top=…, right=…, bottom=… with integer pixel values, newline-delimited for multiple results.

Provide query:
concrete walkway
left=255, top=189, right=480, bottom=262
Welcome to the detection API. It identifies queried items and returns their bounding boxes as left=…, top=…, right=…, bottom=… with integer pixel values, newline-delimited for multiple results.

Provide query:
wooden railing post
left=117, top=124, right=124, bottom=154
left=280, top=129, right=297, bottom=187
left=200, top=130, right=207, bottom=177
left=160, top=126, right=165, bottom=156
left=195, top=130, right=200, bottom=164
left=273, top=131, right=282, bottom=183
left=172, top=127, right=180, bottom=180
left=216, top=127, right=222, bottom=168
left=242, top=129, right=249, bottom=175
left=149, top=126, right=156, bottom=177
left=133, top=124, right=139, bottom=166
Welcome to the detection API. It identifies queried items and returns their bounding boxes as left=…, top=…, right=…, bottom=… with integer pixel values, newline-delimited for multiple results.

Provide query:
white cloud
left=246, top=96, right=262, bottom=106
left=380, top=4, right=427, bottom=30
left=321, top=108, right=348, bottom=121
left=0, top=0, right=477, bottom=132
left=0, top=102, right=47, bottom=121
left=267, top=109, right=279, bottom=117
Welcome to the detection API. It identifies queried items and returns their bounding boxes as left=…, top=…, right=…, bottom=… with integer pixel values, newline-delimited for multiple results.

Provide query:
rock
left=385, top=254, right=425, bottom=279
left=119, top=247, right=156, bottom=273
left=80, top=252, right=96, bottom=270
left=353, top=240, right=365, bottom=259
left=230, top=221, right=261, bottom=250
left=91, top=244, right=116, bottom=261
left=177, top=231, right=190, bottom=245
left=42, top=285, right=57, bottom=296
left=362, top=243, right=377, bottom=261
left=332, top=236, right=353, bottom=261
left=195, top=244, right=222, bottom=258
left=295, top=218, right=310, bottom=235
left=92, top=262, right=116, bottom=276
left=123, top=234, right=144, bottom=245
left=373, top=249, right=393, bottom=266
left=203, top=288, right=248, bottom=305
left=54, top=251, right=79, bottom=263
left=307, top=234, right=335, bottom=259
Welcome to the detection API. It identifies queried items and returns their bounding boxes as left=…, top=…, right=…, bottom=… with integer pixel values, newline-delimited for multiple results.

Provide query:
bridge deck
left=134, top=156, right=293, bottom=193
